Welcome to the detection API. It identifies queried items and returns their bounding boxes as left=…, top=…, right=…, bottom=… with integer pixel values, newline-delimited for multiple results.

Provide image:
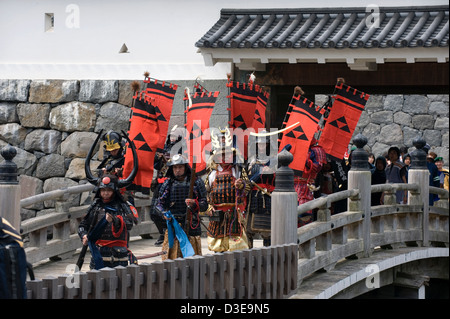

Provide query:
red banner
left=227, top=80, right=269, bottom=160
left=184, top=90, right=219, bottom=175
left=122, top=92, right=160, bottom=194
left=278, top=95, right=324, bottom=175
left=318, top=83, right=370, bottom=161
left=144, top=78, right=178, bottom=152
left=252, top=92, right=268, bottom=130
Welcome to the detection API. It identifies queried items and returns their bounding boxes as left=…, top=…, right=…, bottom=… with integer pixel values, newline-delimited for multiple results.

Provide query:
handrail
left=20, top=183, right=95, bottom=208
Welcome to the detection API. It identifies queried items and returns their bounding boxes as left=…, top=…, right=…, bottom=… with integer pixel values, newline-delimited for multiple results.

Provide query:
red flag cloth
left=278, top=95, right=324, bottom=176
left=227, top=81, right=269, bottom=160
left=252, top=91, right=268, bottom=130
left=318, top=83, right=370, bottom=161
left=122, top=92, right=160, bottom=194
left=184, top=90, right=219, bottom=176
left=144, top=78, right=178, bottom=152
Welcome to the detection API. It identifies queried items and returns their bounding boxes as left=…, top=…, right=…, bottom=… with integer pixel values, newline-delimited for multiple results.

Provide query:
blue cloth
left=164, top=211, right=195, bottom=258
left=88, top=216, right=108, bottom=269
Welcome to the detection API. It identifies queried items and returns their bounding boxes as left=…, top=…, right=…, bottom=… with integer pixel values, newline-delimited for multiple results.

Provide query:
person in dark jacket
left=371, top=155, right=387, bottom=206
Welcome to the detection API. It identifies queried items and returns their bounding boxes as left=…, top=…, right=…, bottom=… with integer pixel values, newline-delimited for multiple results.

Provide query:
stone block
left=94, top=102, right=131, bottom=133
left=411, top=115, right=434, bottom=130
left=0, top=102, right=19, bottom=124
left=403, top=95, right=429, bottom=114
left=434, top=117, right=449, bottom=130
left=0, top=123, right=27, bottom=146
left=393, top=112, right=412, bottom=126
left=65, top=157, right=101, bottom=180
left=60, top=131, right=99, bottom=158
left=379, top=124, right=403, bottom=145
left=17, top=103, right=51, bottom=128
left=35, top=153, right=66, bottom=179
left=370, top=111, right=393, bottom=125
left=383, top=94, right=403, bottom=112
left=28, top=80, right=79, bottom=103
left=422, top=130, right=442, bottom=147
left=19, top=174, right=44, bottom=210
left=0, top=79, right=30, bottom=102
left=79, top=80, right=118, bottom=103
left=49, top=101, right=96, bottom=132
left=24, top=129, right=62, bottom=154
left=43, top=177, right=80, bottom=208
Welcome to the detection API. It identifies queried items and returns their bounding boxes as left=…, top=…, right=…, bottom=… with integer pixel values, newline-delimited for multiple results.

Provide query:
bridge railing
left=25, top=243, right=298, bottom=299
left=296, top=183, right=448, bottom=286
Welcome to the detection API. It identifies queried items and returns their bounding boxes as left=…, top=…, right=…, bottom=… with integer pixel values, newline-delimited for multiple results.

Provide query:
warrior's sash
left=318, top=83, right=370, bottom=161
left=164, top=211, right=195, bottom=258
left=278, top=95, right=324, bottom=176
left=122, top=92, right=159, bottom=194
left=144, top=78, right=178, bottom=152
left=184, top=90, right=219, bottom=175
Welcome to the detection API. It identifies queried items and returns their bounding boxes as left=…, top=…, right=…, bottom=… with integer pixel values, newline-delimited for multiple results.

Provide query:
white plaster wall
left=0, top=0, right=447, bottom=80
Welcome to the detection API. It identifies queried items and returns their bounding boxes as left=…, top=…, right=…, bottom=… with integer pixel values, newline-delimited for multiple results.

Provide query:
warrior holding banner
left=204, top=128, right=251, bottom=252
left=154, top=154, right=208, bottom=260
left=246, top=131, right=277, bottom=247
left=150, top=125, right=184, bottom=246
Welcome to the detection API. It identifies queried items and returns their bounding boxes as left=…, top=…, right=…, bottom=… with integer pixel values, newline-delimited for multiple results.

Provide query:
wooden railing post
left=0, top=145, right=21, bottom=231
left=347, top=134, right=372, bottom=257
left=408, top=137, right=430, bottom=246
left=271, top=149, right=298, bottom=245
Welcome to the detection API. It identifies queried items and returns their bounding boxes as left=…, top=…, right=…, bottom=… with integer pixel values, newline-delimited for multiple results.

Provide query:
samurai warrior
left=97, top=131, right=125, bottom=177
left=78, top=131, right=139, bottom=269
left=204, top=128, right=250, bottom=252
left=150, top=125, right=184, bottom=246
left=97, top=130, right=135, bottom=205
left=294, top=136, right=327, bottom=226
left=154, top=154, right=208, bottom=260
left=246, top=132, right=277, bottom=247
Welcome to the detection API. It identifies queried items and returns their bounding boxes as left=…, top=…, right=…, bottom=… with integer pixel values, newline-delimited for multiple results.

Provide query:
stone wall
left=316, top=93, right=449, bottom=163
left=1, top=79, right=448, bottom=222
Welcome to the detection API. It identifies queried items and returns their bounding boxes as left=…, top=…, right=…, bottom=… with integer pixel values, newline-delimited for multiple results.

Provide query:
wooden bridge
left=0, top=136, right=448, bottom=299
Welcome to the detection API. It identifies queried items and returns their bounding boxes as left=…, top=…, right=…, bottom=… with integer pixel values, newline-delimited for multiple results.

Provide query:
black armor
left=155, top=177, right=207, bottom=237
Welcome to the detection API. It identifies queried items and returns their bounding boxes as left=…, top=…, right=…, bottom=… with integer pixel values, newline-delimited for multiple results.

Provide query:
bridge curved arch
left=292, top=247, right=449, bottom=299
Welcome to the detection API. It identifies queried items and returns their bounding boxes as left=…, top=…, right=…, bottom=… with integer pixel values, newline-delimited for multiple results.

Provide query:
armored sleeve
left=78, top=200, right=99, bottom=239
left=154, top=178, right=171, bottom=216
left=194, top=178, right=208, bottom=212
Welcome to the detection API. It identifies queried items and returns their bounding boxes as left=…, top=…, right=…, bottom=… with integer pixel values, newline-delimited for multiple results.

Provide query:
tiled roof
left=195, top=6, right=449, bottom=49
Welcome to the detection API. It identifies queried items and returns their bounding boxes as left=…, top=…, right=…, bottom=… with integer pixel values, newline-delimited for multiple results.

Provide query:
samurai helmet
left=210, top=127, right=233, bottom=152
left=103, top=131, right=122, bottom=151
left=166, top=154, right=191, bottom=179
left=167, top=154, right=189, bottom=166
left=98, top=174, right=119, bottom=191
left=85, top=130, right=138, bottom=189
